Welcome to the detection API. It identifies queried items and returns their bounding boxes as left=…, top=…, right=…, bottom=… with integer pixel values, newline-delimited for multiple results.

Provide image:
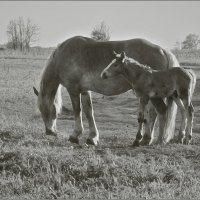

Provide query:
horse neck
left=123, top=62, right=149, bottom=86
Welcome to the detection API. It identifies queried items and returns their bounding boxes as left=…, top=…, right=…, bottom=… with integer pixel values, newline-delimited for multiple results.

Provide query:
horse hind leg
left=81, top=91, right=99, bottom=146
left=184, top=102, right=194, bottom=145
left=150, top=98, right=167, bottom=145
left=68, top=93, right=84, bottom=144
left=173, top=97, right=187, bottom=144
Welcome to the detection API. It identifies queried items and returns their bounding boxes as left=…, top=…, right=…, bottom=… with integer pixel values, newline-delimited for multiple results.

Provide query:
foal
left=101, top=51, right=196, bottom=145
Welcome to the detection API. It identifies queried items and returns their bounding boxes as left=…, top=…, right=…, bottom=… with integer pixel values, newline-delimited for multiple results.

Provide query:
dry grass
left=0, top=47, right=54, bottom=60
left=0, top=52, right=200, bottom=199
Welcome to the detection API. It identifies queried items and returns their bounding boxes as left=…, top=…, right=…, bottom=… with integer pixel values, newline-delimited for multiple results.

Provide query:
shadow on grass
left=0, top=131, right=24, bottom=142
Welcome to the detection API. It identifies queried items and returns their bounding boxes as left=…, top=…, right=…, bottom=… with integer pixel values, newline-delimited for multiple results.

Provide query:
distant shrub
left=91, top=21, right=110, bottom=41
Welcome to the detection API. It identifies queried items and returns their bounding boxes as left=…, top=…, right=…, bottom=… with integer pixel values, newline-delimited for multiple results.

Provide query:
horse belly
left=81, top=75, right=131, bottom=96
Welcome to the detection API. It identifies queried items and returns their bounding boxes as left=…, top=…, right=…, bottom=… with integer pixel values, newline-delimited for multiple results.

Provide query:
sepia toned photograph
left=0, top=1, right=200, bottom=199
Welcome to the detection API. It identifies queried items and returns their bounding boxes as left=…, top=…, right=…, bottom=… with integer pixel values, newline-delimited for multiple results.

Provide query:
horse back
left=55, top=36, right=169, bottom=71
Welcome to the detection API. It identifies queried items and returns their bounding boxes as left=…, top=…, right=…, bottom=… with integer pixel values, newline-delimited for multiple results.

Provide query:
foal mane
left=125, top=57, right=152, bottom=72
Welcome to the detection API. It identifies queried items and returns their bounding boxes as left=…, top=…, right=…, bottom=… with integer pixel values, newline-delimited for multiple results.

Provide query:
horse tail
left=164, top=49, right=180, bottom=68
left=162, top=49, right=180, bottom=142
left=187, top=69, right=197, bottom=98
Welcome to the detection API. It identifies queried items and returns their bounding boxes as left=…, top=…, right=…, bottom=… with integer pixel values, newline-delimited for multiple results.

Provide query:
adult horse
left=33, top=36, right=179, bottom=146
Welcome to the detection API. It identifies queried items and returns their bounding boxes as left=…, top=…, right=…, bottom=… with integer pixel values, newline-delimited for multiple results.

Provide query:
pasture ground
left=0, top=54, right=200, bottom=199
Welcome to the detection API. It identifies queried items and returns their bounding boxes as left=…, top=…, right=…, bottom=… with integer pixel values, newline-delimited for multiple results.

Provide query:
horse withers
left=33, top=36, right=180, bottom=146
left=101, top=51, right=196, bottom=145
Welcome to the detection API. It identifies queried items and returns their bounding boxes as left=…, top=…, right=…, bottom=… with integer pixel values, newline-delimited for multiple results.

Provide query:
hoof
left=132, top=140, right=140, bottom=147
left=46, top=129, right=57, bottom=137
left=86, top=138, right=98, bottom=146
left=68, top=136, right=79, bottom=144
left=183, top=138, right=191, bottom=145
left=177, top=136, right=185, bottom=144
left=155, top=139, right=167, bottom=145
left=140, top=135, right=152, bottom=146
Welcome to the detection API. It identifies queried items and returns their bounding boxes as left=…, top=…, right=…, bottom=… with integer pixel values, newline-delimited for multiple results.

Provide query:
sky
left=0, top=1, right=200, bottom=49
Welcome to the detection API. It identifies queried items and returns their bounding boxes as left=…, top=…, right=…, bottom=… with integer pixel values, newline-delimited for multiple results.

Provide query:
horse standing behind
left=33, top=36, right=180, bottom=146
left=101, top=51, right=196, bottom=145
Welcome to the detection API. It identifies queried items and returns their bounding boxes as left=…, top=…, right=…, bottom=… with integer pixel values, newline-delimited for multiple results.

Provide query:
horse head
left=32, top=85, right=61, bottom=136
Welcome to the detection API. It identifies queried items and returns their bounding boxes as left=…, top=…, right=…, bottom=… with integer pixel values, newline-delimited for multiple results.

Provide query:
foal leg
left=68, top=93, right=84, bottom=144
left=81, top=91, right=99, bottom=146
left=149, top=98, right=167, bottom=145
left=133, top=97, right=151, bottom=146
left=133, top=98, right=146, bottom=147
left=173, top=97, right=187, bottom=144
left=184, top=102, right=194, bottom=145
left=140, top=103, right=157, bottom=145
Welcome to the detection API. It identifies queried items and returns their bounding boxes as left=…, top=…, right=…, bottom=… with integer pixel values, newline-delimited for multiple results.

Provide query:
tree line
left=4, top=17, right=200, bottom=51
left=174, top=34, right=200, bottom=50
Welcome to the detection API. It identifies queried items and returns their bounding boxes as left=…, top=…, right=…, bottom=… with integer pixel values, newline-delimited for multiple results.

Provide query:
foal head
left=101, top=51, right=127, bottom=79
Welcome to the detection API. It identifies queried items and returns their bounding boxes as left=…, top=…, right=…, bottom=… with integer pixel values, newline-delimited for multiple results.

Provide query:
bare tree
left=91, top=21, right=110, bottom=41
left=18, top=17, right=25, bottom=51
left=7, top=19, right=19, bottom=50
left=6, top=17, right=39, bottom=51
left=24, top=18, right=39, bottom=51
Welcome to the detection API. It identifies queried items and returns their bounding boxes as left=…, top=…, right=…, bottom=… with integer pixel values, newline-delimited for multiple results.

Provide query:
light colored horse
left=33, top=36, right=180, bottom=146
left=101, top=51, right=196, bottom=145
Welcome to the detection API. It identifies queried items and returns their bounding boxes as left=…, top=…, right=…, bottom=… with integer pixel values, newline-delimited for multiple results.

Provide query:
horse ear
left=33, top=86, right=39, bottom=96
left=121, top=51, right=126, bottom=63
left=113, top=50, right=117, bottom=56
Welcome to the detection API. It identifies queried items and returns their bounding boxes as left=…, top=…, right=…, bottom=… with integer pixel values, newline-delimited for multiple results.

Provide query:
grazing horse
left=101, top=51, right=196, bottom=145
left=33, top=36, right=180, bottom=146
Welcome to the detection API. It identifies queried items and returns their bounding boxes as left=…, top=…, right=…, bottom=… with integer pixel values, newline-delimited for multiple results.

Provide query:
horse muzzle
left=45, top=128, right=57, bottom=137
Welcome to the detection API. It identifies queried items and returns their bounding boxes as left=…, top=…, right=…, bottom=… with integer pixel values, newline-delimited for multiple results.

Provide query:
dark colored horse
left=101, top=51, right=196, bottom=145
left=33, top=36, right=179, bottom=146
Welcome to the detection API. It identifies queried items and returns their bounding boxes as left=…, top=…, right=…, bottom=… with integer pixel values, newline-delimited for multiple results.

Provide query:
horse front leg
left=184, top=103, right=194, bottom=145
left=68, top=93, right=84, bottom=144
left=173, top=97, right=187, bottom=144
left=81, top=91, right=99, bottom=146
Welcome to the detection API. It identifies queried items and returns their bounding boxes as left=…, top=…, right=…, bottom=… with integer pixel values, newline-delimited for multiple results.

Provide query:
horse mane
left=38, top=48, right=62, bottom=115
left=125, top=57, right=152, bottom=72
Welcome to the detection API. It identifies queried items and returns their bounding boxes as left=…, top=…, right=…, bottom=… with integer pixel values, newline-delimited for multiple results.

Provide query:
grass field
left=0, top=51, right=200, bottom=199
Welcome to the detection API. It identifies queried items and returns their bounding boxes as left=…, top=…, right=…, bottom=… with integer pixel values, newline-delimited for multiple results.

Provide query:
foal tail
left=162, top=49, right=180, bottom=142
